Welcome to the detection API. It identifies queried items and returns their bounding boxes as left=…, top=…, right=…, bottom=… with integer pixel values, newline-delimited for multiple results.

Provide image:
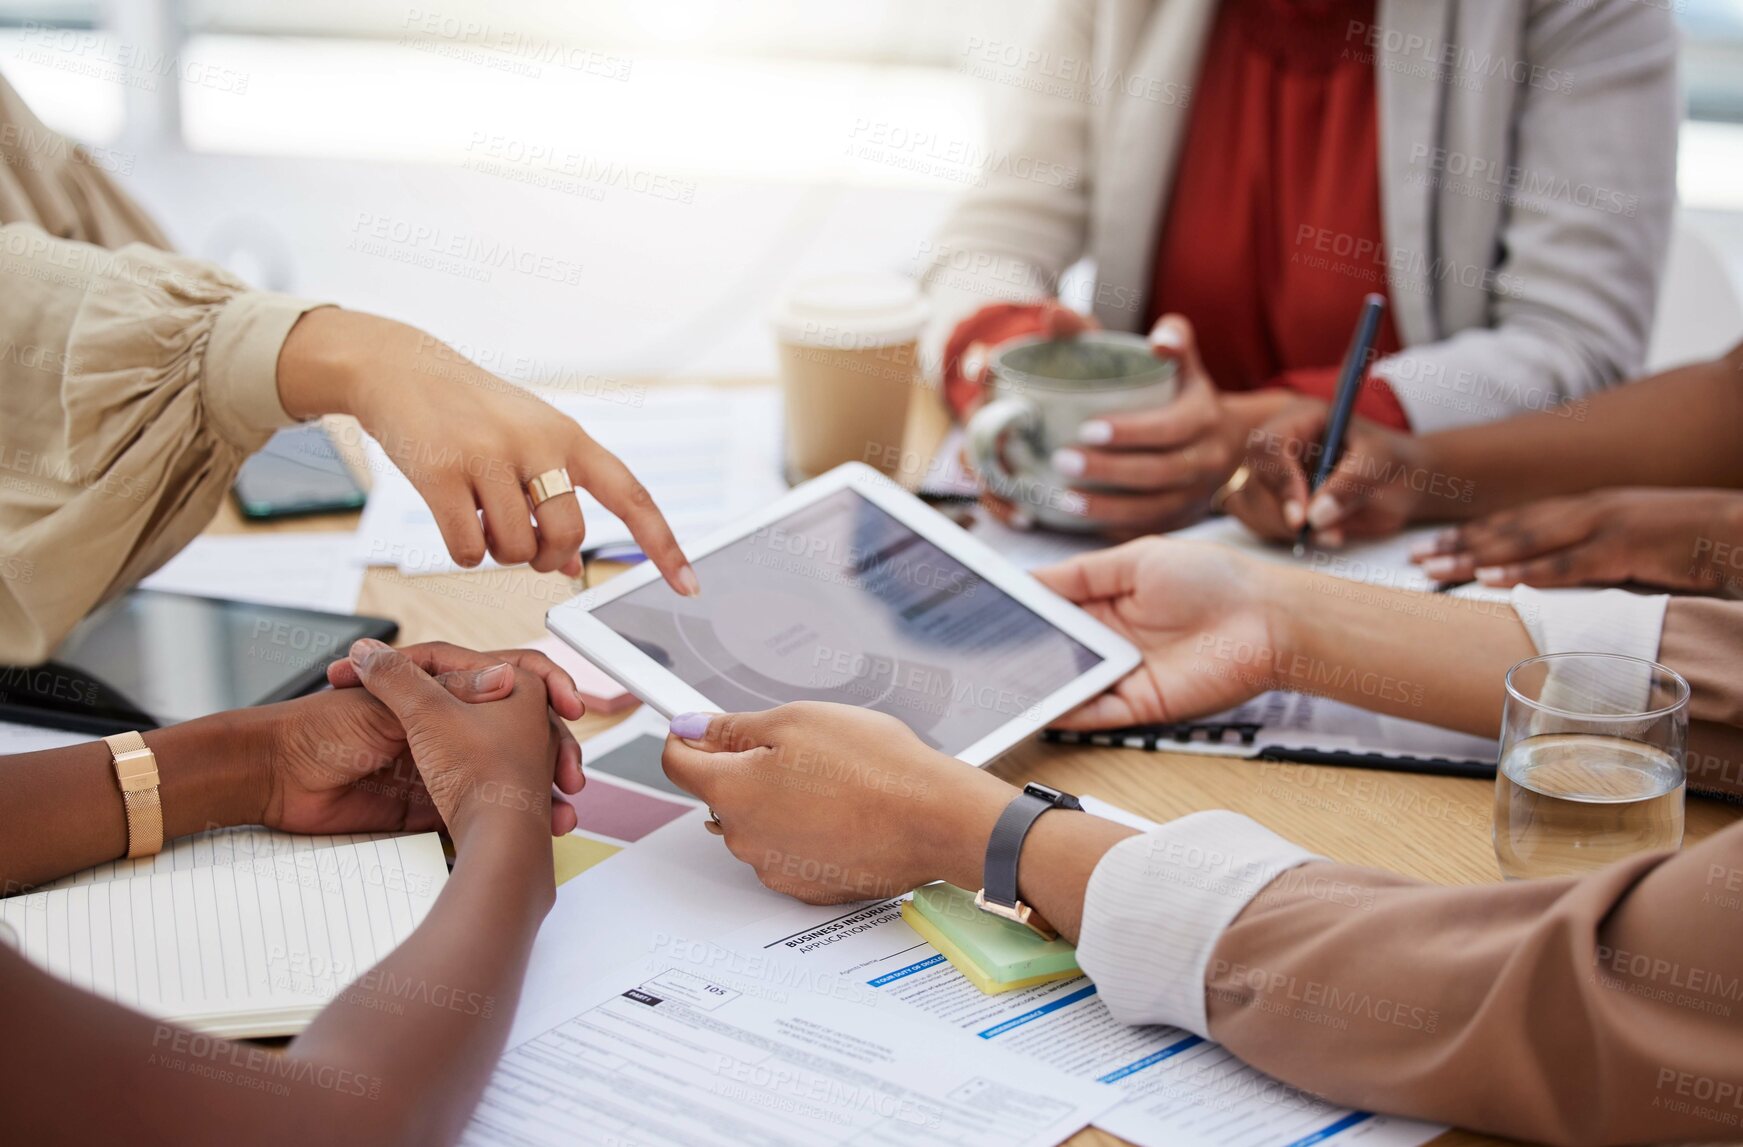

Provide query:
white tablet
left=546, top=463, right=1140, bottom=766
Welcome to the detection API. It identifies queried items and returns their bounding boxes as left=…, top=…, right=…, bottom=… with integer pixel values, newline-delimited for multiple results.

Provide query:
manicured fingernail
left=961, top=342, right=988, bottom=381
left=1008, top=508, right=1034, bottom=531
left=1057, top=491, right=1088, bottom=516
left=1475, top=566, right=1507, bottom=584
left=1283, top=501, right=1305, bottom=529
left=1149, top=322, right=1184, bottom=350
left=1051, top=449, right=1086, bottom=477
left=1421, top=556, right=1459, bottom=579
left=1306, top=496, right=1341, bottom=530
left=670, top=712, right=711, bottom=740
left=1078, top=420, right=1112, bottom=445
left=676, top=565, right=701, bottom=598
left=470, top=663, right=512, bottom=690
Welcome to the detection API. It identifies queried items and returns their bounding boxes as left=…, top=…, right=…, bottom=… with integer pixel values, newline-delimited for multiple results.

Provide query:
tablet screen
left=2, top=591, right=394, bottom=731
left=593, top=488, right=1102, bottom=753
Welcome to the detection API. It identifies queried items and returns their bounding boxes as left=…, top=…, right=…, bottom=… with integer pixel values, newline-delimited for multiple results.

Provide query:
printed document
left=462, top=955, right=1117, bottom=1146
left=498, top=810, right=1441, bottom=1147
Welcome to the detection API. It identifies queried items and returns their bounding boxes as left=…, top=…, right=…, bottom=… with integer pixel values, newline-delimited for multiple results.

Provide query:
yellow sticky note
left=553, top=834, right=622, bottom=886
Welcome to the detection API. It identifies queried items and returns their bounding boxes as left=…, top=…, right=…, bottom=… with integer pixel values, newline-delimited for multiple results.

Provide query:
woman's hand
left=1039, top=315, right=1243, bottom=536
left=340, top=642, right=569, bottom=848
left=265, top=644, right=583, bottom=839
left=661, top=703, right=1016, bottom=904
left=1032, top=538, right=1285, bottom=727
left=946, top=299, right=1098, bottom=416
left=326, top=638, right=586, bottom=793
left=1227, top=396, right=1446, bottom=545
left=277, top=308, right=699, bottom=594
left=1411, top=489, right=1743, bottom=591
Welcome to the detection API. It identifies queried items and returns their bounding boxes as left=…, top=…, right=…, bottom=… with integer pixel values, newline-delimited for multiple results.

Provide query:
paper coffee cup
left=771, top=273, right=930, bottom=484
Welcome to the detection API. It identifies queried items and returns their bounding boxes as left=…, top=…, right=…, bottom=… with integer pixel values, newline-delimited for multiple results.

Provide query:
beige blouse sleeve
left=0, top=74, right=329, bottom=665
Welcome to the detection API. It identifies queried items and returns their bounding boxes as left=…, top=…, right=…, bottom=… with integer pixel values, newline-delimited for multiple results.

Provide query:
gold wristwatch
left=105, top=731, right=163, bottom=859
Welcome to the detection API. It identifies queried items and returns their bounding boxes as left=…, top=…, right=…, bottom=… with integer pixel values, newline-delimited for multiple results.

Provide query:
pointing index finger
left=567, top=430, right=700, bottom=598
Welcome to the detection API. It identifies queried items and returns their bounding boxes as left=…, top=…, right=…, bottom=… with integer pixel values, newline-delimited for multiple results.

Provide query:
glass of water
left=1494, top=652, right=1689, bottom=881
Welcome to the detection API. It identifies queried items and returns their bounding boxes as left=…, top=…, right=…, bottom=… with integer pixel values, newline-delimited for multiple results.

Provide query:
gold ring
left=1211, top=463, right=1251, bottom=513
left=526, top=468, right=574, bottom=507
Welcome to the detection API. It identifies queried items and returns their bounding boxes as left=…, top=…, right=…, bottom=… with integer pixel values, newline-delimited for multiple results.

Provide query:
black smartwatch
left=975, top=782, right=1082, bottom=939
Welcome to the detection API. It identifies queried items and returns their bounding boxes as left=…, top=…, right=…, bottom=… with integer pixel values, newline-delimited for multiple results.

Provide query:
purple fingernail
left=670, top=712, right=712, bottom=740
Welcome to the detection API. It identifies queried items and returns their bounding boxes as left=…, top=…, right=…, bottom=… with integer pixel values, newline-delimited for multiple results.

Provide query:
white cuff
left=1075, top=810, right=1319, bottom=1038
left=1510, top=586, right=1668, bottom=712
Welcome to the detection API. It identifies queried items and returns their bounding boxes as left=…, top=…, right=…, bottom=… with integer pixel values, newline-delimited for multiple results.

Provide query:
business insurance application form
left=467, top=808, right=1440, bottom=1147
left=462, top=955, right=1115, bottom=1147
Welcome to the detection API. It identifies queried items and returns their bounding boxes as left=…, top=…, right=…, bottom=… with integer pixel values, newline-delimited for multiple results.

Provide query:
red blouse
left=941, top=0, right=1410, bottom=430
left=1148, top=0, right=1408, bottom=428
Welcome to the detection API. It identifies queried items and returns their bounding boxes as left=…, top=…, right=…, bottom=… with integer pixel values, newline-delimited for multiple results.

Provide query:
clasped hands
left=252, top=640, right=588, bottom=850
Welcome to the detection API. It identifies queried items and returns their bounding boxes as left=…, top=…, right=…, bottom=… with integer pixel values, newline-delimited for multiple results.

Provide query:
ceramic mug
left=965, top=332, right=1178, bottom=532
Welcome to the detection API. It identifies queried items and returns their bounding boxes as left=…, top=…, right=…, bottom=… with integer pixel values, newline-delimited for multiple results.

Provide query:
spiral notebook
left=1044, top=691, right=1499, bottom=778
left=2, top=827, right=448, bottom=1038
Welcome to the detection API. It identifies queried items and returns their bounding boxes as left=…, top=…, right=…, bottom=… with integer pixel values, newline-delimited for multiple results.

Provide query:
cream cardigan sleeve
left=0, top=75, right=327, bottom=665
left=0, top=227, right=327, bottom=663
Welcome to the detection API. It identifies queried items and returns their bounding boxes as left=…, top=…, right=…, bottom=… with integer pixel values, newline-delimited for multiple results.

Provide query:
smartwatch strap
left=105, top=731, right=162, bottom=859
left=982, top=783, right=1081, bottom=908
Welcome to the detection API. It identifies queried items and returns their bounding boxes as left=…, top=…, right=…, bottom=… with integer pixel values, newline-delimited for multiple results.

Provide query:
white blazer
left=922, top=0, right=1679, bottom=431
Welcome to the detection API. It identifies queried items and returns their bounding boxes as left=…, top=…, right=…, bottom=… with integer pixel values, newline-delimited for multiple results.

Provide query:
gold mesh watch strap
left=105, top=731, right=163, bottom=859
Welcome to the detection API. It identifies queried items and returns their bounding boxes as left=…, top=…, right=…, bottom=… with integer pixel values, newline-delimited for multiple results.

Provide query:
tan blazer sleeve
left=1204, top=823, right=1743, bottom=1147
left=1660, top=597, right=1743, bottom=801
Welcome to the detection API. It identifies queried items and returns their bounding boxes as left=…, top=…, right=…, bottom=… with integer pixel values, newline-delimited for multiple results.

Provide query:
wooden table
left=204, top=398, right=1737, bottom=1147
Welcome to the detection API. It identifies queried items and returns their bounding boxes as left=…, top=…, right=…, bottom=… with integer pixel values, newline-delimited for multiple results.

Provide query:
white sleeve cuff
left=1510, top=586, right=1668, bottom=712
left=1075, top=810, right=1319, bottom=1038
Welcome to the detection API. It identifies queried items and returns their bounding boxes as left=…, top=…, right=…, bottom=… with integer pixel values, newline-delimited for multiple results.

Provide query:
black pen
left=1295, top=293, right=1388, bottom=558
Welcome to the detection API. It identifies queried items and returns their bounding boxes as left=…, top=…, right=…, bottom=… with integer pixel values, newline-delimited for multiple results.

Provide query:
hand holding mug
left=967, top=315, right=1240, bottom=535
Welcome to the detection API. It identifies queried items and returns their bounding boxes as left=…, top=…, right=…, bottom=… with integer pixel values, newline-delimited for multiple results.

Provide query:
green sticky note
left=904, top=882, right=1079, bottom=995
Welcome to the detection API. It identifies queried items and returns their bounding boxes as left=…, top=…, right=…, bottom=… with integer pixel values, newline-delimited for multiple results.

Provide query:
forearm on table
left=0, top=817, right=553, bottom=1147
left=1418, top=351, right=1743, bottom=519
left=1270, top=565, right=1535, bottom=736
left=1205, top=823, right=1743, bottom=1145
left=284, top=820, right=553, bottom=1146
left=927, top=788, right=1140, bottom=946
left=0, top=713, right=269, bottom=892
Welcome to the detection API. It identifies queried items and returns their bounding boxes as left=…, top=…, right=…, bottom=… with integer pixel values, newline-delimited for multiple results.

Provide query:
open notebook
left=2, top=827, right=448, bottom=1039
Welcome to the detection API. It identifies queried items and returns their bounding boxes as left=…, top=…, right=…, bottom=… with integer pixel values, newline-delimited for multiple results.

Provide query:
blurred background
left=3, top=0, right=1742, bottom=382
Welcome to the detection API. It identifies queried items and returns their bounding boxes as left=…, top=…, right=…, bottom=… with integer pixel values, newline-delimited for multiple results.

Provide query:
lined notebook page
left=1, top=833, right=448, bottom=1038
left=39, top=826, right=402, bottom=890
